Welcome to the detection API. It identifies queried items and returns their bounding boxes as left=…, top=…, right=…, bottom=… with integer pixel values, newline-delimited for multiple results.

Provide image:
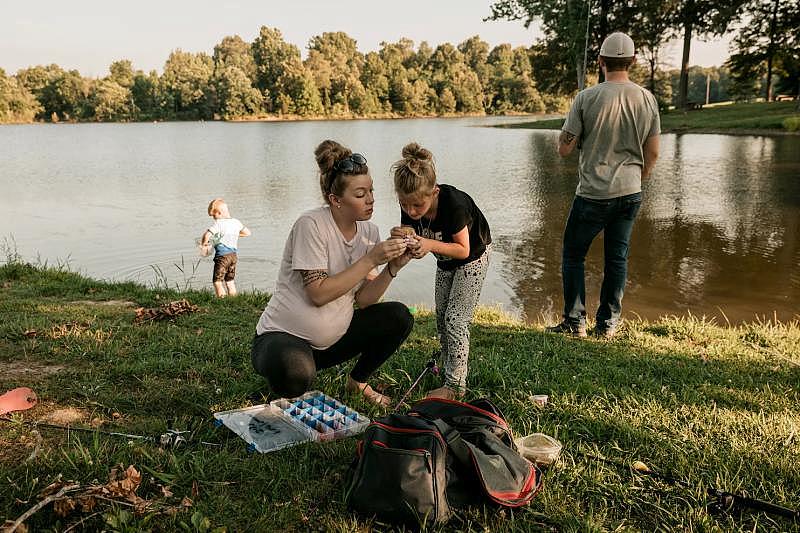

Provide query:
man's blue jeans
left=561, top=192, right=642, bottom=331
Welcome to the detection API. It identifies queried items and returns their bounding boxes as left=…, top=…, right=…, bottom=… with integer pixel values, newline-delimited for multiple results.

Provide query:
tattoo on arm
left=301, top=270, right=328, bottom=287
left=559, top=131, right=576, bottom=145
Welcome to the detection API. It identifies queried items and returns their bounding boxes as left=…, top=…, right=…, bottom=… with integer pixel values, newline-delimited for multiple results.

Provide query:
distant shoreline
left=0, top=111, right=550, bottom=127
left=494, top=101, right=800, bottom=136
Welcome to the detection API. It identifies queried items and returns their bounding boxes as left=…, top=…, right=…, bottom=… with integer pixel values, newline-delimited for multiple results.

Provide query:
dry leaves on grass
left=24, top=322, right=88, bottom=339
left=5, top=465, right=194, bottom=531
left=23, top=322, right=110, bottom=343
left=134, top=299, right=198, bottom=324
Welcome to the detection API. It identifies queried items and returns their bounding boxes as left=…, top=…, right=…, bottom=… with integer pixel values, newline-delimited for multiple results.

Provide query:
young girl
left=391, top=142, right=492, bottom=399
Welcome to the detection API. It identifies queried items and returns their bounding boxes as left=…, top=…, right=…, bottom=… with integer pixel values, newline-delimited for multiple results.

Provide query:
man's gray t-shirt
left=562, top=81, right=660, bottom=200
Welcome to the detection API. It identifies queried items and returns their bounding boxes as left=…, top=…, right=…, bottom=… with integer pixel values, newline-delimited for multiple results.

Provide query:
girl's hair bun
left=401, top=142, right=432, bottom=162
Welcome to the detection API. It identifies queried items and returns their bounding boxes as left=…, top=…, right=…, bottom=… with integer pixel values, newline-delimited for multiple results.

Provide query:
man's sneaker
left=546, top=321, right=587, bottom=338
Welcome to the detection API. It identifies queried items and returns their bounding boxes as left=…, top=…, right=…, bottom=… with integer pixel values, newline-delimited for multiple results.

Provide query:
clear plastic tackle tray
left=213, top=390, right=370, bottom=453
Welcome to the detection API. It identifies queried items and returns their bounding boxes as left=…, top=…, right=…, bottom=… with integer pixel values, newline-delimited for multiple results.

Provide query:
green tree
left=0, top=68, right=41, bottom=122
left=488, top=0, right=596, bottom=92
left=214, top=65, right=263, bottom=119
left=437, top=87, right=457, bottom=113
left=360, top=51, right=391, bottom=112
left=211, top=35, right=261, bottom=118
left=727, top=0, right=800, bottom=101
left=17, top=64, right=89, bottom=121
left=307, top=32, right=365, bottom=114
left=275, top=60, right=323, bottom=116
left=428, top=43, right=484, bottom=112
left=459, top=36, right=492, bottom=86
left=109, top=60, right=135, bottom=88
left=131, top=70, right=163, bottom=120
left=252, top=26, right=314, bottom=113
left=673, top=0, right=746, bottom=108
left=487, top=44, right=543, bottom=113
left=668, top=66, right=732, bottom=103
left=213, top=35, right=257, bottom=81
left=379, top=40, right=418, bottom=115
left=44, top=70, right=91, bottom=121
left=89, top=79, right=132, bottom=121
left=625, top=0, right=680, bottom=98
left=161, top=50, right=215, bottom=119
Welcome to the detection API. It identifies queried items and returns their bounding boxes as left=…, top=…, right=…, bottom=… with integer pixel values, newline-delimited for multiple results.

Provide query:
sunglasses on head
left=333, top=153, right=367, bottom=173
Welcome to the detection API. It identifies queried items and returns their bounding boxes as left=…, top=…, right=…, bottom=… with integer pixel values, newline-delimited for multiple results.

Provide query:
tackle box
left=213, top=390, right=370, bottom=453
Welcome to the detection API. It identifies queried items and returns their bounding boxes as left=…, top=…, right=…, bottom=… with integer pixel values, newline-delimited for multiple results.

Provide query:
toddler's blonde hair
left=207, top=198, right=227, bottom=217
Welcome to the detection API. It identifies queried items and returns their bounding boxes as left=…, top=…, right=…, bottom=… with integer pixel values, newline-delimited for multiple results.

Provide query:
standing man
left=548, top=32, right=660, bottom=338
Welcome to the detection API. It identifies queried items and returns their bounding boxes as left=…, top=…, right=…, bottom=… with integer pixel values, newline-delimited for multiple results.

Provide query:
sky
left=1, top=0, right=733, bottom=78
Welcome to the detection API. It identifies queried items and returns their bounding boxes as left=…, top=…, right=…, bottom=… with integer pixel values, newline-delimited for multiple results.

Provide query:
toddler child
left=200, top=198, right=251, bottom=297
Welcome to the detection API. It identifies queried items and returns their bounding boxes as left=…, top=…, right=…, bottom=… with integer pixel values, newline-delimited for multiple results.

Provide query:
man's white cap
left=600, top=32, right=635, bottom=58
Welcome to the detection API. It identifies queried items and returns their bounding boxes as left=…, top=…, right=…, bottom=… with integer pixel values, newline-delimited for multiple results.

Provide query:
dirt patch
left=43, top=408, right=87, bottom=425
left=70, top=299, right=136, bottom=307
left=3, top=360, right=65, bottom=379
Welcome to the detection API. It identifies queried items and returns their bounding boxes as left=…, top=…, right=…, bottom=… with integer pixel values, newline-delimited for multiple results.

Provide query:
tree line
left=1, top=8, right=796, bottom=124
left=0, top=29, right=554, bottom=123
left=488, top=0, right=799, bottom=108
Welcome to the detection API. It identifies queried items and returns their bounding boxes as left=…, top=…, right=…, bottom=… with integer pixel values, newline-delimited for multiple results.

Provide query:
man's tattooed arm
left=558, top=130, right=578, bottom=156
left=301, top=270, right=328, bottom=286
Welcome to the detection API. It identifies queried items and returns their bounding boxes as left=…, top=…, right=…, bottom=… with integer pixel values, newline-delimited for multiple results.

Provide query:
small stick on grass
left=6, top=484, right=81, bottom=533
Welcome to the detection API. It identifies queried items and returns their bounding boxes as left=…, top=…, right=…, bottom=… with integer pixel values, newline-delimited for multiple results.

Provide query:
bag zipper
left=413, top=398, right=509, bottom=429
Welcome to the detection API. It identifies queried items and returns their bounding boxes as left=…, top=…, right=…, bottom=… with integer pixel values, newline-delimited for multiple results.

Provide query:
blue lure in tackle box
left=213, top=390, right=370, bottom=453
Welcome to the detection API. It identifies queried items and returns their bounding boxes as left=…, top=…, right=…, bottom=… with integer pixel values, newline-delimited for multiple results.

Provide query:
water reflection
left=501, top=132, right=800, bottom=323
left=1, top=120, right=797, bottom=324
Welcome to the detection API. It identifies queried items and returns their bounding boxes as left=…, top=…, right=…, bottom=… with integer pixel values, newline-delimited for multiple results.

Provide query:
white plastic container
left=514, top=433, right=563, bottom=465
left=213, top=390, right=370, bottom=453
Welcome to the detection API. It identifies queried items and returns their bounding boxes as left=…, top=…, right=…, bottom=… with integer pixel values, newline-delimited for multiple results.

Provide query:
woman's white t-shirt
left=256, top=206, right=380, bottom=349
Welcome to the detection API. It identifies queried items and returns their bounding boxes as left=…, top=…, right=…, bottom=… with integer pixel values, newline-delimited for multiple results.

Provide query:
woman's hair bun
left=315, top=139, right=352, bottom=175
left=401, top=142, right=432, bottom=162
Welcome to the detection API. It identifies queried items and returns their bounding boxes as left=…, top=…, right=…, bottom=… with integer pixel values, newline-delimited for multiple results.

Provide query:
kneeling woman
left=252, top=140, right=413, bottom=407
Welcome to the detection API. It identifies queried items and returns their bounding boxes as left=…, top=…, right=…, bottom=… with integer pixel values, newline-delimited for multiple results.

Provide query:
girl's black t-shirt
left=400, top=183, right=492, bottom=271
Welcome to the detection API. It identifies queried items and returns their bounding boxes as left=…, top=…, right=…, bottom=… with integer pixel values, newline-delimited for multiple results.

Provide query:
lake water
left=2, top=118, right=798, bottom=324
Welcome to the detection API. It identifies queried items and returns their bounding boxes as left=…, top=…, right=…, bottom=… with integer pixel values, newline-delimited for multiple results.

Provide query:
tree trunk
left=649, top=58, right=657, bottom=95
left=765, top=0, right=780, bottom=101
left=577, top=58, right=585, bottom=90
left=678, top=11, right=693, bottom=110
left=598, top=0, right=610, bottom=83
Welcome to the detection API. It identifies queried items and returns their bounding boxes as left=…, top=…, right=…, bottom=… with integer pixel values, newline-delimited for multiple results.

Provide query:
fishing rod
left=572, top=449, right=799, bottom=523
left=393, top=358, right=439, bottom=412
left=0, top=416, right=222, bottom=449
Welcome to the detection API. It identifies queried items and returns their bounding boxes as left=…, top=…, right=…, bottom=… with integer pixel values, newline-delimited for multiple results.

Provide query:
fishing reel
left=159, top=429, right=190, bottom=448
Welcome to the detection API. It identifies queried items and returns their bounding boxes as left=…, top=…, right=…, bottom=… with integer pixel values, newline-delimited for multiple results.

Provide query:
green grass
left=499, top=101, right=800, bottom=134
left=1, top=261, right=799, bottom=531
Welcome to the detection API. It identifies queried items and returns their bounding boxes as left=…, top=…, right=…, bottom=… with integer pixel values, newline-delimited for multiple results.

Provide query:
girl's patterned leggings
left=434, top=246, right=490, bottom=392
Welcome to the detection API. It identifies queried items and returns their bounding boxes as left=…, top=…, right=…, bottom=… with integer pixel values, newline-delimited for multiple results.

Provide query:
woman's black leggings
left=251, top=301, right=414, bottom=398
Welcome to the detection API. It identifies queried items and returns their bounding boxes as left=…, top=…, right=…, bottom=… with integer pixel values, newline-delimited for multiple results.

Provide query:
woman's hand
left=367, top=238, right=407, bottom=266
left=391, top=249, right=413, bottom=271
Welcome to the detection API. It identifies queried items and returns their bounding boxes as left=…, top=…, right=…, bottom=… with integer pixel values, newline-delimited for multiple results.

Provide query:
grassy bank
left=1, top=261, right=799, bottom=531
left=498, top=101, right=800, bottom=134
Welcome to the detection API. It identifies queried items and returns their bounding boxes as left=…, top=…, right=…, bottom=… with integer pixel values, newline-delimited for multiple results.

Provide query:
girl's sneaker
left=425, top=386, right=464, bottom=400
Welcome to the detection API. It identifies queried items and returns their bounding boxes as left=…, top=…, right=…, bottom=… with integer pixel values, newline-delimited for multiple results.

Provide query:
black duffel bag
left=345, top=397, right=542, bottom=525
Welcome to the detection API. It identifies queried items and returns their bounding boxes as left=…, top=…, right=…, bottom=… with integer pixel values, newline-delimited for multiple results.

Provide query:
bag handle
left=430, top=418, right=474, bottom=468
